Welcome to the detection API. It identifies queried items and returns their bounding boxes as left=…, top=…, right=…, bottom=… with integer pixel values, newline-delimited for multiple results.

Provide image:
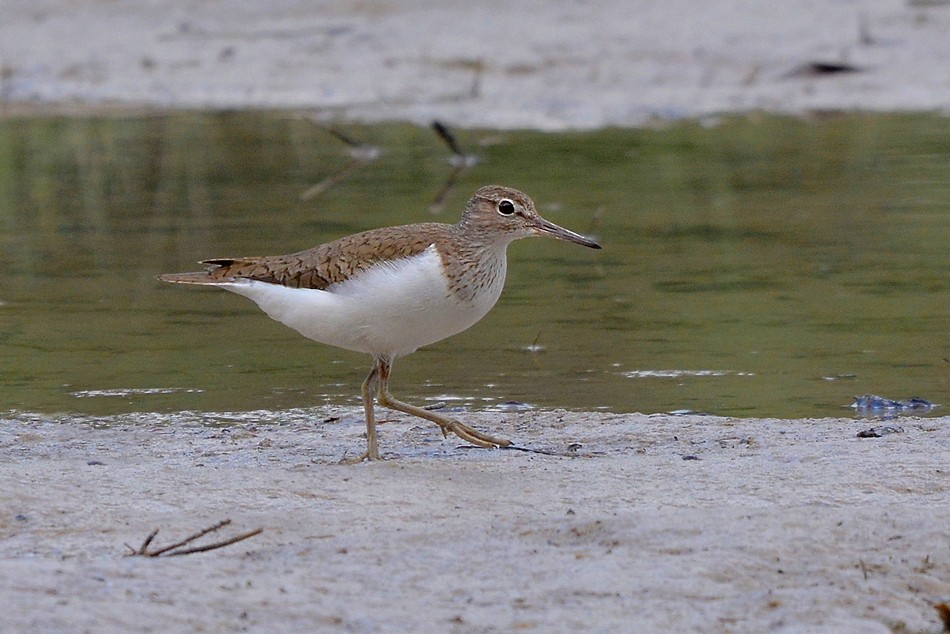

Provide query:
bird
left=158, top=185, right=601, bottom=461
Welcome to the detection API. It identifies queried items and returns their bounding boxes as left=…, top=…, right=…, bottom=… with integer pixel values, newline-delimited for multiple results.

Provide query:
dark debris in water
left=784, top=61, right=863, bottom=79
left=850, top=393, right=935, bottom=416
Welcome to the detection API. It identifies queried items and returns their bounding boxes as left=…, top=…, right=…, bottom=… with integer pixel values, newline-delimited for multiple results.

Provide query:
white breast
left=217, top=244, right=507, bottom=358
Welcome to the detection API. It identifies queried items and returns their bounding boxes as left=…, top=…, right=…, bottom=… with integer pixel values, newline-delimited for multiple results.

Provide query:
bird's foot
left=440, top=419, right=512, bottom=449
left=339, top=447, right=383, bottom=464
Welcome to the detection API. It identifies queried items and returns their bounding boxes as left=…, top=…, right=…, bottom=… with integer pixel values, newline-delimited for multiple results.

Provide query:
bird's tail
left=159, top=259, right=245, bottom=285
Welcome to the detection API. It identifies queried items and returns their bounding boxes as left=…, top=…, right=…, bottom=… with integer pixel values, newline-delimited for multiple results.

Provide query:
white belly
left=218, top=245, right=505, bottom=358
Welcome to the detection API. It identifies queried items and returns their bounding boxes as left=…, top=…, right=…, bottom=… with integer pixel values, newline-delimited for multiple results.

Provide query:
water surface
left=1, top=112, right=947, bottom=419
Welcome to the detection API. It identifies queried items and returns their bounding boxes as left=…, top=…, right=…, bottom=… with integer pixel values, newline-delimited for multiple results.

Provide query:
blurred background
left=1, top=1, right=947, bottom=419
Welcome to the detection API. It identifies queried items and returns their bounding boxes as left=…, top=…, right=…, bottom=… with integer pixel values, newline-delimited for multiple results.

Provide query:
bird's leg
left=374, top=358, right=511, bottom=449
left=343, top=361, right=383, bottom=462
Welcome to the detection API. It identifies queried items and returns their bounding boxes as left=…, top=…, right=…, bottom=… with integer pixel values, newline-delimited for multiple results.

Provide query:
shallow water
left=1, top=112, right=947, bottom=419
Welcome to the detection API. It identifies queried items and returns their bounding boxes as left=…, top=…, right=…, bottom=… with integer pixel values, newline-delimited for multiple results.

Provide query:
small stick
left=501, top=444, right=583, bottom=457
left=124, top=528, right=160, bottom=556
left=149, top=519, right=233, bottom=556
left=300, top=127, right=380, bottom=200
left=300, top=160, right=364, bottom=200
left=428, top=120, right=479, bottom=214
left=164, top=528, right=264, bottom=556
left=459, top=443, right=592, bottom=458
left=319, top=126, right=363, bottom=148
left=429, top=164, right=466, bottom=214
left=125, top=519, right=263, bottom=557
left=431, top=120, right=465, bottom=157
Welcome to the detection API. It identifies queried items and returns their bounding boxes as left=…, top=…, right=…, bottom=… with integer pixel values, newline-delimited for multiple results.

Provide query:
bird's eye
left=498, top=199, right=515, bottom=216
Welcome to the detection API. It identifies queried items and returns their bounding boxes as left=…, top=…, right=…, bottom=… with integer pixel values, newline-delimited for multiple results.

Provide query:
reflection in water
left=0, top=113, right=947, bottom=419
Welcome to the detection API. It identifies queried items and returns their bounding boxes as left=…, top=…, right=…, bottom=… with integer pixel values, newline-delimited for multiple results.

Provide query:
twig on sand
left=124, top=519, right=263, bottom=557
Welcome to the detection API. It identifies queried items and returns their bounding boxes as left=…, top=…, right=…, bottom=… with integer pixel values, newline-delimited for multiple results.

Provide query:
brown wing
left=158, top=222, right=454, bottom=290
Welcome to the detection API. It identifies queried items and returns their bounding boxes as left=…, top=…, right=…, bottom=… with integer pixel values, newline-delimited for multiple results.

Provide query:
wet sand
left=2, top=1, right=949, bottom=632
left=3, top=410, right=948, bottom=632
left=2, top=1, right=950, bottom=128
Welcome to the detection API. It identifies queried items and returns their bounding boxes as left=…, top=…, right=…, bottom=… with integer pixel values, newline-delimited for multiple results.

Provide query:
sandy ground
left=2, top=410, right=949, bottom=633
left=3, top=2, right=950, bottom=632
left=2, top=0, right=950, bottom=128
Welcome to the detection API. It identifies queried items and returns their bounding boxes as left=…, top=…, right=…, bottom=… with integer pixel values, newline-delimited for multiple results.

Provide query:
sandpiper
left=159, top=185, right=601, bottom=461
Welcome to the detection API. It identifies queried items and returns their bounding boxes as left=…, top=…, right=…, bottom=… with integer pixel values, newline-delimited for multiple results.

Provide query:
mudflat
left=3, top=410, right=948, bottom=632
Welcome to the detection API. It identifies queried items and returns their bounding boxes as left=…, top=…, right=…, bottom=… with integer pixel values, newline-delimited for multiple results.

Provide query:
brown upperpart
left=157, top=185, right=599, bottom=291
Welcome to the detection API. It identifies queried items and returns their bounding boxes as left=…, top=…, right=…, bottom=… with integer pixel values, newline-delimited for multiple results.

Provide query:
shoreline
left=3, top=409, right=949, bottom=632
left=2, top=1, right=950, bottom=129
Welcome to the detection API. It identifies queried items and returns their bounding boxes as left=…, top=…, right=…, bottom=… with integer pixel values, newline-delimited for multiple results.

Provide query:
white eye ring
left=498, top=199, right=516, bottom=216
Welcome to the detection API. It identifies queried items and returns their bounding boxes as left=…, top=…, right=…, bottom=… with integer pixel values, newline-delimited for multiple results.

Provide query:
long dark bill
left=534, top=217, right=601, bottom=249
